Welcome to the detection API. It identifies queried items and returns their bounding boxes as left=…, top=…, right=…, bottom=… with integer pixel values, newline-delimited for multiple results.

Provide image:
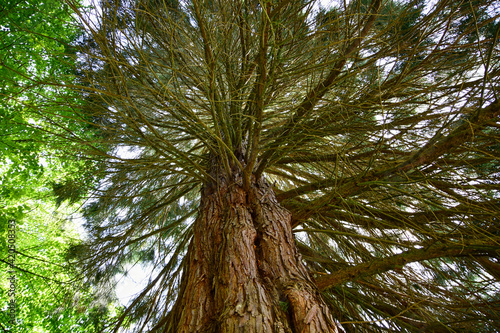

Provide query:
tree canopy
left=0, top=0, right=121, bottom=331
left=19, top=0, right=500, bottom=331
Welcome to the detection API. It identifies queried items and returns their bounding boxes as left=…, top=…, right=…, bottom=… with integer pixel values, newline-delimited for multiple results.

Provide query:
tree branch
left=315, top=242, right=500, bottom=290
left=255, top=0, right=383, bottom=176
left=282, top=100, right=500, bottom=224
left=0, top=258, right=65, bottom=284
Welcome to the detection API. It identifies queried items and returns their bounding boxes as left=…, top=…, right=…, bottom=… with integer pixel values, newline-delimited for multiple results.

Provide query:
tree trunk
left=161, top=162, right=339, bottom=332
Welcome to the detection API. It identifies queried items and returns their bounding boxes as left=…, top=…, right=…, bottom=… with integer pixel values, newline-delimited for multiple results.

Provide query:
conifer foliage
left=63, top=0, right=499, bottom=331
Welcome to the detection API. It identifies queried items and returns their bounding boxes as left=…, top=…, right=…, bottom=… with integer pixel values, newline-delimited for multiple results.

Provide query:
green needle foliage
left=23, top=0, right=500, bottom=331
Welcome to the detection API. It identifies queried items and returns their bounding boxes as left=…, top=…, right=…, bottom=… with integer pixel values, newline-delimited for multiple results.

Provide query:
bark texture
left=162, top=163, right=339, bottom=332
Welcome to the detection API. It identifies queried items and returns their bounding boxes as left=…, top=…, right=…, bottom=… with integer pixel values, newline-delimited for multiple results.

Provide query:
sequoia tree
left=57, top=0, right=500, bottom=331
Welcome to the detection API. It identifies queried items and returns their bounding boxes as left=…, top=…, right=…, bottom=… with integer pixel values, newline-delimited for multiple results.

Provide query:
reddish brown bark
left=162, top=165, right=339, bottom=332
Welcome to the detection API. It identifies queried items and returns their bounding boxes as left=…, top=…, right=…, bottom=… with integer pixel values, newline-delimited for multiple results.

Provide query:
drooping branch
left=282, top=100, right=500, bottom=225
left=315, top=242, right=500, bottom=290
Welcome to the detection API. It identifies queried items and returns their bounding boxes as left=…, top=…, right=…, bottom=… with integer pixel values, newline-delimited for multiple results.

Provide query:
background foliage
left=0, top=0, right=120, bottom=331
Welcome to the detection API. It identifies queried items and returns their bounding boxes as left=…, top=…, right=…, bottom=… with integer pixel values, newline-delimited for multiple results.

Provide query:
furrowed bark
left=161, top=161, right=339, bottom=332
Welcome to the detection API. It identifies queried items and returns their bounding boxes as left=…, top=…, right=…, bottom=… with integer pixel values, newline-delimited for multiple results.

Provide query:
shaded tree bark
left=159, top=158, right=339, bottom=332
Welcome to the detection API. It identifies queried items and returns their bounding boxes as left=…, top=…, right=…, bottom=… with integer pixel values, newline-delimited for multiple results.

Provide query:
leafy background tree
left=0, top=0, right=122, bottom=331
left=6, top=0, right=500, bottom=332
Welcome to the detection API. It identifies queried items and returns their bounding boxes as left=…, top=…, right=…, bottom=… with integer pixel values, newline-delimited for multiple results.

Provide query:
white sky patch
left=39, top=156, right=48, bottom=168
left=115, top=264, right=151, bottom=306
left=294, top=230, right=309, bottom=243
left=315, top=0, right=337, bottom=11
left=80, top=0, right=102, bottom=30
left=115, top=145, right=143, bottom=159
left=0, top=157, right=13, bottom=173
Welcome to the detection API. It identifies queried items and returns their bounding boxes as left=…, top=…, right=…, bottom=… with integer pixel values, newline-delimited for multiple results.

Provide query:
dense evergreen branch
left=315, top=242, right=500, bottom=290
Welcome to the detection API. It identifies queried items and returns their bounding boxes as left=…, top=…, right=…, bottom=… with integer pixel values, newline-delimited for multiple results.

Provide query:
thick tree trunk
left=162, top=164, right=339, bottom=332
